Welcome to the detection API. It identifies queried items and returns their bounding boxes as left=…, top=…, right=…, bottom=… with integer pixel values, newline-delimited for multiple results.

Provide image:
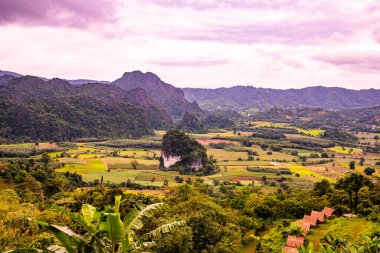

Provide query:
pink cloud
left=0, top=0, right=119, bottom=28
left=374, top=28, right=380, bottom=44
left=164, top=18, right=355, bottom=45
left=144, top=0, right=306, bottom=11
left=149, top=58, right=231, bottom=67
left=315, top=52, right=380, bottom=72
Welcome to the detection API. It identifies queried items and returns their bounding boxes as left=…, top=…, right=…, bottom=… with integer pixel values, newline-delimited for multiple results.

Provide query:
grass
left=102, top=157, right=159, bottom=170
left=56, top=158, right=106, bottom=174
left=81, top=169, right=182, bottom=184
left=307, top=217, right=380, bottom=251
left=208, top=149, right=248, bottom=161
left=118, top=149, right=160, bottom=159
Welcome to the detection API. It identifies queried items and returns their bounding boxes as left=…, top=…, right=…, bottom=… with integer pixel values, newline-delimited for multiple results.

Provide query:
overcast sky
left=0, top=0, right=379, bottom=89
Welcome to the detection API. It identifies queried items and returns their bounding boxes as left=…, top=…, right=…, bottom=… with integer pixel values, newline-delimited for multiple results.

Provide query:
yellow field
left=250, top=121, right=324, bottom=136
left=328, top=146, right=363, bottom=154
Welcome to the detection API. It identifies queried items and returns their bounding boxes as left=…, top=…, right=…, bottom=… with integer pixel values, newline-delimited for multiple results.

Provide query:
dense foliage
left=0, top=76, right=178, bottom=142
left=2, top=155, right=380, bottom=253
left=0, top=154, right=85, bottom=201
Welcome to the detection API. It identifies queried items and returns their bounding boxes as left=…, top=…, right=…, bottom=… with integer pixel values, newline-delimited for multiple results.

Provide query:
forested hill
left=183, top=86, right=380, bottom=112
left=0, top=76, right=174, bottom=142
left=112, top=70, right=203, bottom=118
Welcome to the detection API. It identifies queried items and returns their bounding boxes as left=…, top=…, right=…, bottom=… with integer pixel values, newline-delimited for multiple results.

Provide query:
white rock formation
left=162, top=155, right=182, bottom=168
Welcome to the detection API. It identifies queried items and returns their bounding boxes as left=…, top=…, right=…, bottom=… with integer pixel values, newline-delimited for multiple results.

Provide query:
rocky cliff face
left=160, top=130, right=218, bottom=175
left=162, top=155, right=182, bottom=168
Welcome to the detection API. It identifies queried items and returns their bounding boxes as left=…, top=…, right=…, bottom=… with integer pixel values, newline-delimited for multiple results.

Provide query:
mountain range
left=0, top=71, right=200, bottom=142
left=0, top=69, right=379, bottom=141
left=182, top=86, right=380, bottom=112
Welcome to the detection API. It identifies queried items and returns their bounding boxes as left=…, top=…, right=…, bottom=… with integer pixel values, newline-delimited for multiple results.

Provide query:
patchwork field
left=1, top=121, right=378, bottom=191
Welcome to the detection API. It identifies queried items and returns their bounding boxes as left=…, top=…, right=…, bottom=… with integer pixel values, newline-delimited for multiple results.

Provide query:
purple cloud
left=315, top=52, right=380, bottom=72
left=0, top=0, right=118, bottom=28
left=149, top=58, right=231, bottom=67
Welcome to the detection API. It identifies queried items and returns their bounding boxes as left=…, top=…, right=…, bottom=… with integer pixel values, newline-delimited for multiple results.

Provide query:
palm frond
left=147, top=221, right=186, bottom=238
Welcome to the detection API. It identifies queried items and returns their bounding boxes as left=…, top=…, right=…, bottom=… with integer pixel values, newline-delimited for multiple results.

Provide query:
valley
left=0, top=71, right=379, bottom=253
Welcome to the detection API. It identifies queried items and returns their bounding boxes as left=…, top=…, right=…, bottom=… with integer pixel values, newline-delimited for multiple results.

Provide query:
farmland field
left=2, top=122, right=378, bottom=192
left=41, top=128, right=355, bottom=189
left=251, top=121, right=325, bottom=136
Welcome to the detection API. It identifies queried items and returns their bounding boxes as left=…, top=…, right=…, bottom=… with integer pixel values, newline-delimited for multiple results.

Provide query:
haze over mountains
left=183, top=86, right=380, bottom=112
left=0, top=69, right=379, bottom=142
left=2, top=69, right=378, bottom=113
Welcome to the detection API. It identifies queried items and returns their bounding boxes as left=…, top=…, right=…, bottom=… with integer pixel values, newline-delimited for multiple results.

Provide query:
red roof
left=322, top=207, right=335, bottom=217
left=286, top=236, right=305, bottom=247
left=303, top=215, right=317, bottom=226
left=295, top=220, right=310, bottom=233
left=282, top=245, right=299, bottom=253
left=311, top=211, right=325, bottom=223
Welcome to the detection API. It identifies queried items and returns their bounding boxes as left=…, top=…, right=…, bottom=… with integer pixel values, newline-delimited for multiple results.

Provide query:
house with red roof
left=282, top=245, right=299, bottom=253
left=311, top=211, right=325, bottom=223
left=286, top=235, right=305, bottom=247
left=303, top=215, right=318, bottom=227
left=322, top=207, right=335, bottom=218
left=295, top=220, right=311, bottom=234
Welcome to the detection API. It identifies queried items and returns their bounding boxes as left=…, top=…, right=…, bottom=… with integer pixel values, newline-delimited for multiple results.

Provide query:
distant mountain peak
left=121, top=70, right=162, bottom=84
left=112, top=71, right=202, bottom=118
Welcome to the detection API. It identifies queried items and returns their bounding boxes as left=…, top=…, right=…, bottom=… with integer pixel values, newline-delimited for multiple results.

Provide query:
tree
left=313, top=179, right=332, bottom=197
left=321, top=153, right=329, bottom=158
left=364, top=167, right=375, bottom=176
left=335, top=173, right=373, bottom=213
left=19, top=196, right=185, bottom=253
left=41, top=152, right=51, bottom=168
left=130, top=159, right=139, bottom=170
left=349, top=161, right=356, bottom=170
left=359, top=157, right=365, bottom=166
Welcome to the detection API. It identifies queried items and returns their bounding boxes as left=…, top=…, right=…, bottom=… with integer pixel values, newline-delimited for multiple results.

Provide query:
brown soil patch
left=196, top=139, right=235, bottom=146
left=307, top=165, right=349, bottom=179
left=230, top=176, right=281, bottom=182
left=38, top=142, right=59, bottom=149
left=230, top=176, right=262, bottom=182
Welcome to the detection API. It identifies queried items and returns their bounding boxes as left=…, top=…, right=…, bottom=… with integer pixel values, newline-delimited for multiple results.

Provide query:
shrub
left=364, top=167, right=375, bottom=176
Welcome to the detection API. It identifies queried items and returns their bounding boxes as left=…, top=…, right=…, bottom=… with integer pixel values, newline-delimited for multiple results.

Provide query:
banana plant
left=9, top=196, right=185, bottom=253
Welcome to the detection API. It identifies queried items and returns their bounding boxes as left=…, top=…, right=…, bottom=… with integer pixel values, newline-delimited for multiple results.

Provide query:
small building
left=303, top=215, right=318, bottom=227
left=295, top=220, right=311, bottom=234
left=286, top=235, right=305, bottom=248
left=282, top=245, right=299, bottom=253
left=322, top=207, right=335, bottom=218
left=311, top=211, right=325, bottom=223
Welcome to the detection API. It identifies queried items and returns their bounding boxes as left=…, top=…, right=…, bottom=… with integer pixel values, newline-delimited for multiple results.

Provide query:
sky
left=0, top=0, right=379, bottom=89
